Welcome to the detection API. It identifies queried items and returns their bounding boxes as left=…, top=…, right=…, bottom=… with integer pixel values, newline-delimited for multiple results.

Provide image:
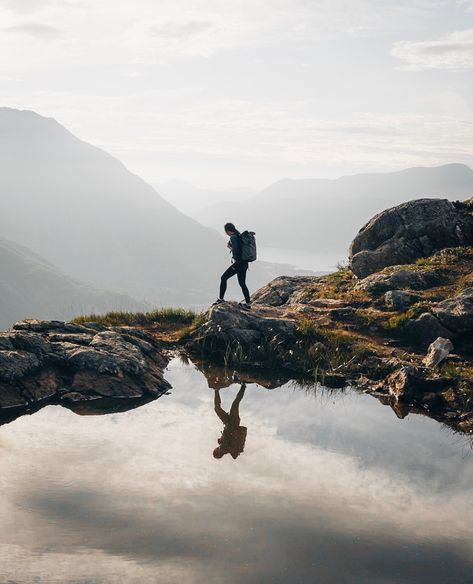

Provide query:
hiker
left=213, top=222, right=252, bottom=310
left=213, top=384, right=247, bottom=460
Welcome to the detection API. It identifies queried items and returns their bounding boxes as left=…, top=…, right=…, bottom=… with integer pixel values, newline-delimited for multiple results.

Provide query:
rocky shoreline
left=0, top=319, right=171, bottom=425
left=1, top=197, right=473, bottom=435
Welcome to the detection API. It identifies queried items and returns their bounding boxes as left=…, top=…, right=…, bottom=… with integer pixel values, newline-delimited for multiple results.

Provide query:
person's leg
left=229, top=383, right=246, bottom=421
left=236, top=262, right=251, bottom=303
left=219, top=264, right=237, bottom=300
left=214, top=389, right=230, bottom=424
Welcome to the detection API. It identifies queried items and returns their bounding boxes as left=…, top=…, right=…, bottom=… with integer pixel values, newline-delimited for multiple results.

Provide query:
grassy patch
left=302, top=267, right=371, bottom=306
left=440, top=363, right=473, bottom=381
left=73, top=307, right=198, bottom=327
left=296, top=319, right=373, bottom=376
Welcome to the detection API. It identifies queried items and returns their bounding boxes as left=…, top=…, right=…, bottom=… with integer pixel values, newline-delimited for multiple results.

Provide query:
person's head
left=224, top=222, right=237, bottom=236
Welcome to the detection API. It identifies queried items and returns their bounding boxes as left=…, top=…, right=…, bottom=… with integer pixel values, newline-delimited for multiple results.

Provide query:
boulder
left=252, top=276, right=316, bottom=306
left=188, top=301, right=298, bottom=358
left=384, top=290, right=420, bottom=310
left=409, top=313, right=453, bottom=346
left=0, top=320, right=170, bottom=413
left=349, top=198, right=473, bottom=278
left=355, top=267, right=441, bottom=296
left=432, top=288, right=473, bottom=334
left=423, top=337, right=454, bottom=368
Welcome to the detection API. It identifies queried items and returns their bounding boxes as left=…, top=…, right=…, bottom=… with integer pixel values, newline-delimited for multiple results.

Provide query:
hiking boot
left=212, top=298, right=225, bottom=306
left=239, top=301, right=252, bottom=310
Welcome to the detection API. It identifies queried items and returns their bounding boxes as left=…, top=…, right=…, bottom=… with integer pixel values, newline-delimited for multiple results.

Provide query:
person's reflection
left=213, top=384, right=247, bottom=459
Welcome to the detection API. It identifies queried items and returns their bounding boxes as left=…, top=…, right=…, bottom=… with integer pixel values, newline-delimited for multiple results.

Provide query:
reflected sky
left=0, top=358, right=471, bottom=583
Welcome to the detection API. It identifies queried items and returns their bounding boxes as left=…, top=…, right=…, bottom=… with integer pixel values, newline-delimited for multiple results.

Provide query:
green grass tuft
left=73, top=307, right=198, bottom=327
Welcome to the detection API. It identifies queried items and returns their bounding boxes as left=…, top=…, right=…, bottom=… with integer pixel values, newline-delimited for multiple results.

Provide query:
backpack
left=239, top=230, right=257, bottom=262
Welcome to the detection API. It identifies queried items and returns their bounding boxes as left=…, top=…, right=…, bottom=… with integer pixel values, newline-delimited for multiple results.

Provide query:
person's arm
left=230, top=234, right=241, bottom=260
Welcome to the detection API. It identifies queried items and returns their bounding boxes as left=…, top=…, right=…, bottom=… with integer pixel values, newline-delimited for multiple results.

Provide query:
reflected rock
left=191, top=357, right=290, bottom=390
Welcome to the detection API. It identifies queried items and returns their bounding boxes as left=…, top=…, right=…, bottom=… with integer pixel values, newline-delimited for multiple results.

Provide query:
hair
left=224, top=222, right=237, bottom=233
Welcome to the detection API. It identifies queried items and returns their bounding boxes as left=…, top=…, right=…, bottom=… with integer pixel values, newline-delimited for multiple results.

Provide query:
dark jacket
left=229, top=233, right=242, bottom=261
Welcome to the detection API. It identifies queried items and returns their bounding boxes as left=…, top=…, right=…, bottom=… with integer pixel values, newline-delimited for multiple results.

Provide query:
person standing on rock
left=213, top=222, right=252, bottom=310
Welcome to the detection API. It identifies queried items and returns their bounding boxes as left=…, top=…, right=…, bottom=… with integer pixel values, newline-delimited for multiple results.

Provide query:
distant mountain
left=192, top=164, right=473, bottom=254
left=0, top=235, right=146, bottom=330
left=0, top=108, right=304, bottom=306
left=154, top=179, right=257, bottom=214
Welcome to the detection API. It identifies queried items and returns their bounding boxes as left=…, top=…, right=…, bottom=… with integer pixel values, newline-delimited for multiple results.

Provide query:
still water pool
left=0, top=358, right=471, bottom=583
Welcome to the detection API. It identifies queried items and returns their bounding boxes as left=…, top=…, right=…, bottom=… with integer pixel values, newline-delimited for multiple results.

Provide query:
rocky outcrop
left=355, top=266, right=442, bottom=296
left=188, top=302, right=297, bottom=358
left=384, top=290, right=420, bottom=310
left=349, top=198, right=473, bottom=278
left=0, top=319, right=170, bottom=415
left=252, top=275, right=316, bottom=306
left=432, top=288, right=473, bottom=334
left=410, top=288, right=473, bottom=345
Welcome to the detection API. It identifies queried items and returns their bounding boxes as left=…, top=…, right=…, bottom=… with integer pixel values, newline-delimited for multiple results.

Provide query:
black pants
left=220, top=261, right=250, bottom=303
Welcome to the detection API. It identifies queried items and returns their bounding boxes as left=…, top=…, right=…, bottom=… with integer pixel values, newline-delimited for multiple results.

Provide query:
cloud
left=391, top=29, right=473, bottom=70
left=148, top=20, right=215, bottom=40
left=3, top=22, right=64, bottom=38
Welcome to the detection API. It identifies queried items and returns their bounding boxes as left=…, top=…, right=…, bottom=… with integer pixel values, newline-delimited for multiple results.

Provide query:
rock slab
left=0, top=319, right=170, bottom=412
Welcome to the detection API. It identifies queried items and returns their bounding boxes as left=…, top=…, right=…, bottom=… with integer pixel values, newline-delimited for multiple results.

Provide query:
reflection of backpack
left=240, top=231, right=257, bottom=262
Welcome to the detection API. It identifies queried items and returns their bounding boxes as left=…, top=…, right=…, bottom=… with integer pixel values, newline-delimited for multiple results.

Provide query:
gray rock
left=0, top=350, right=41, bottom=381
left=356, top=267, right=441, bottom=296
left=0, top=320, right=170, bottom=414
left=409, top=312, right=454, bottom=346
left=384, top=290, right=420, bottom=310
left=0, top=334, right=14, bottom=351
left=432, top=288, right=473, bottom=334
left=252, top=276, right=317, bottom=306
left=349, top=198, right=473, bottom=278
left=189, top=301, right=297, bottom=355
left=47, top=333, right=94, bottom=345
left=423, top=337, right=454, bottom=368
left=12, top=319, right=97, bottom=335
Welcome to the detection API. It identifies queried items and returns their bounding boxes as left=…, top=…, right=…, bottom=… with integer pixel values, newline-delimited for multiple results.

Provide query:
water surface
left=0, top=358, right=471, bottom=583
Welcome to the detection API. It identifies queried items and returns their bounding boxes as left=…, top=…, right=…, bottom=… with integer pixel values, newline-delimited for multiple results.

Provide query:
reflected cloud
left=0, top=358, right=471, bottom=583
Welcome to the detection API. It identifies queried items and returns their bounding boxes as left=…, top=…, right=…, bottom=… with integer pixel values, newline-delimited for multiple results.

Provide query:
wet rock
left=432, top=288, right=473, bottom=335
left=355, top=267, right=441, bottom=296
left=0, top=383, right=28, bottom=409
left=387, top=366, right=448, bottom=402
left=349, top=198, right=473, bottom=278
left=252, top=276, right=316, bottom=306
left=384, top=290, right=420, bottom=310
left=423, top=337, right=454, bottom=368
left=0, top=319, right=171, bottom=414
left=0, top=351, right=41, bottom=381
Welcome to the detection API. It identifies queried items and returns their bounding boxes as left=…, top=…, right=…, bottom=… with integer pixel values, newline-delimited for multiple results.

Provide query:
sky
left=0, top=0, right=472, bottom=188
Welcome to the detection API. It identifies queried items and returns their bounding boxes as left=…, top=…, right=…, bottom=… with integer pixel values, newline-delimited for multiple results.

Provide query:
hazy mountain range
left=0, top=235, right=146, bottom=330
left=154, top=179, right=257, bottom=214
left=0, top=108, right=305, bottom=315
left=190, top=163, right=473, bottom=253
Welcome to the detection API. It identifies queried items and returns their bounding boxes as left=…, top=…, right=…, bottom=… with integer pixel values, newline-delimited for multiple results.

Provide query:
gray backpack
left=240, top=231, right=257, bottom=262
